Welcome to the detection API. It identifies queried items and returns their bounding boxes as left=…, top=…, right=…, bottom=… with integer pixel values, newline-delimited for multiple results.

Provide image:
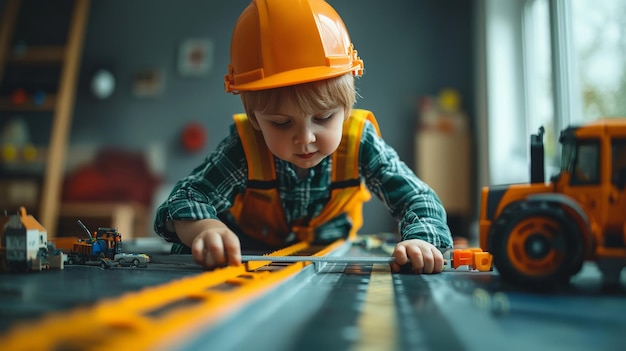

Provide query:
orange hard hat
left=224, top=0, right=364, bottom=94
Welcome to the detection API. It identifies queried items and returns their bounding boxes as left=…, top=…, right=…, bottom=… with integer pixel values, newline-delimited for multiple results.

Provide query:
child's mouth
left=297, top=152, right=316, bottom=159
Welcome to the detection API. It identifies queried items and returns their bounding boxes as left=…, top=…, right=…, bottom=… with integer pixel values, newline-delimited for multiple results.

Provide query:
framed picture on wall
left=178, top=38, right=213, bottom=77
left=133, top=68, right=164, bottom=97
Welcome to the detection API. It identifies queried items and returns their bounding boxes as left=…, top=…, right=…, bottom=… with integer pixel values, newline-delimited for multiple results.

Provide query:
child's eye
left=314, top=114, right=333, bottom=123
left=271, top=120, right=290, bottom=127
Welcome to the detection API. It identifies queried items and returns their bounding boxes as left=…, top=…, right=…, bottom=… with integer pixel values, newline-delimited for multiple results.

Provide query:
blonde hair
left=240, top=73, right=356, bottom=119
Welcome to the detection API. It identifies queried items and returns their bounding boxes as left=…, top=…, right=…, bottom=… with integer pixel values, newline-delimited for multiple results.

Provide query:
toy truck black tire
left=489, top=201, right=584, bottom=287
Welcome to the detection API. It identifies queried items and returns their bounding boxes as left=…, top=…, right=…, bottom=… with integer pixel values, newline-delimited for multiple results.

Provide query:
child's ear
left=248, top=113, right=261, bottom=130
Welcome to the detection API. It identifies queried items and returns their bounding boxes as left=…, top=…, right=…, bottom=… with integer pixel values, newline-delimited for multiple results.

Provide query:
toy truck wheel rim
left=506, top=216, right=564, bottom=276
left=490, top=202, right=583, bottom=285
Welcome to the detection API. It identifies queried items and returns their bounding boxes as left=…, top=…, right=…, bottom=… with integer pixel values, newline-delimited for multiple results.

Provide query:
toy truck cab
left=479, top=118, right=626, bottom=287
left=555, top=122, right=626, bottom=247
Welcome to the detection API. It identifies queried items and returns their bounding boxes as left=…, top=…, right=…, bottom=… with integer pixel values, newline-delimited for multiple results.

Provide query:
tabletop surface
left=1, top=238, right=625, bottom=351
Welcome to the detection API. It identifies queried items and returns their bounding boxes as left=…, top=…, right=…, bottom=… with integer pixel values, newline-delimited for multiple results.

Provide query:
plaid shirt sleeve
left=359, top=122, right=453, bottom=250
left=153, top=126, right=247, bottom=243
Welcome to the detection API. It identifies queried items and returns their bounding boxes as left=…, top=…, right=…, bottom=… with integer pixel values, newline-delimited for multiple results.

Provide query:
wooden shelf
left=0, top=0, right=91, bottom=237
left=0, top=94, right=57, bottom=111
left=8, top=45, right=66, bottom=64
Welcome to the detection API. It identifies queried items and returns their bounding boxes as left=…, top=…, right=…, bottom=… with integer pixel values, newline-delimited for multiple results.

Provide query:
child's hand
left=173, top=219, right=242, bottom=269
left=390, top=239, right=445, bottom=274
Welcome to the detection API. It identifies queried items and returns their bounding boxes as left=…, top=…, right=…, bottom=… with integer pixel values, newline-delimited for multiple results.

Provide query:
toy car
left=113, top=253, right=150, bottom=267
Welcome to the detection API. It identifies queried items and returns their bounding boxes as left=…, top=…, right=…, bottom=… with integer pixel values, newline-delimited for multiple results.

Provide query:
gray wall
left=70, top=0, right=475, bottom=235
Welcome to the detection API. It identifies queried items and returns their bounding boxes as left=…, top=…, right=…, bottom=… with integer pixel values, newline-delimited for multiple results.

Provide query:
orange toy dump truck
left=479, top=118, right=626, bottom=287
left=49, top=222, right=122, bottom=268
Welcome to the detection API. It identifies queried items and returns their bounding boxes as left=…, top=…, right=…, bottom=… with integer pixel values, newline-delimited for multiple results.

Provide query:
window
left=524, top=0, right=557, bottom=175
left=571, top=141, right=599, bottom=185
left=477, top=0, right=626, bottom=186
left=572, top=0, right=626, bottom=122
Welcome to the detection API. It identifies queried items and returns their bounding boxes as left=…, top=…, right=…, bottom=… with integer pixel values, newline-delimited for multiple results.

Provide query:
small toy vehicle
left=114, top=253, right=150, bottom=267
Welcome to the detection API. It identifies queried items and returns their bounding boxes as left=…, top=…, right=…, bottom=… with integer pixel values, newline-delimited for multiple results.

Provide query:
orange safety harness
left=229, top=109, right=381, bottom=246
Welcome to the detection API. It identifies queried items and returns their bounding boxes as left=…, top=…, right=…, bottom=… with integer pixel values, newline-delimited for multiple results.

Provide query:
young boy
left=154, top=0, right=453, bottom=274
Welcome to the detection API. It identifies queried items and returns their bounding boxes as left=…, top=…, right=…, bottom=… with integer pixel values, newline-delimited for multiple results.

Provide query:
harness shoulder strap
left=233, top=113, right=276, bottom=181
left=332, top=109, right=381, bottom=182
left=231, top=113, right=287, bottom=245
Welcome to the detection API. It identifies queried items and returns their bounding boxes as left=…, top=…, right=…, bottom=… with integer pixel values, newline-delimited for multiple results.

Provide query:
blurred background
left=0, top=0, right=624, bottom=241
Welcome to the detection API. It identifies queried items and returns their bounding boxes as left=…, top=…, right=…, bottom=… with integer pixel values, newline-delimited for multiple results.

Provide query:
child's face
left=251, top=98, right=346, bottom=169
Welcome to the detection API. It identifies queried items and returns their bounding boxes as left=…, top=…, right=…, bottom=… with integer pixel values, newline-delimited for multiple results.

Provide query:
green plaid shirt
left=154, top=121, right=453, bottom=250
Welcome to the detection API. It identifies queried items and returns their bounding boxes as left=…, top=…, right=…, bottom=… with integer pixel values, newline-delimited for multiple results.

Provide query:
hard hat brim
left=227, top=64, right=362, bottom=93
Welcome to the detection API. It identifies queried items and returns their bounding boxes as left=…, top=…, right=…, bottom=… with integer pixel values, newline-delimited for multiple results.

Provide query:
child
left=154, top=0, right=453, bottom=274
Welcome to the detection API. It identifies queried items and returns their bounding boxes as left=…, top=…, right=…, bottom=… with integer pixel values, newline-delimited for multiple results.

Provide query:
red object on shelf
left=11, top=88, right=27, bottom=105
left=181, top=122, right=206, bottom=153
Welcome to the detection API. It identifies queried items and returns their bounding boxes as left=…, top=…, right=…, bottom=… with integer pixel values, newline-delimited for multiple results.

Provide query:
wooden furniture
left=415, top=129, right=472, bottom=217
left=0, top=0, right=90, bottom=236
left=58, top=202, right=150, bottom=239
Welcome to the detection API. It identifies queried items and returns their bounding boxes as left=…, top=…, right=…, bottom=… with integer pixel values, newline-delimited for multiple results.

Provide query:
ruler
left=241, top=255, right=460, bottom=268
left=241, top=255, right=396, bottom=264
left=244, top=248, right=494, bottom=272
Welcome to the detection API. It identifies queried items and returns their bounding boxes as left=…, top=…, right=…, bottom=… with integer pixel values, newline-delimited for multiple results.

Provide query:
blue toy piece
left=33, top=90, right=46, bottom=106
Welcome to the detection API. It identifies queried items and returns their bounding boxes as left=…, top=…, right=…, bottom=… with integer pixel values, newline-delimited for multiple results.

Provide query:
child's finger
left=432, top=247, right=445, bottom=273
left=405, top=245, right=424, bottom=273
left=420, top=249, right=434, bottom=274
left=205, top=234, right=226, bottom=267
left=191, top=238, right=209, bottom=267
left=222, top=232, right=242, bottom=266
left=392, top=245, right=409, bottom=265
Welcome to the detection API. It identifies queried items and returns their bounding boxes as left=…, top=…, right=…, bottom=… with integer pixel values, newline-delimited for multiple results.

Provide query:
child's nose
left=294, top=126, right=316, bottom=144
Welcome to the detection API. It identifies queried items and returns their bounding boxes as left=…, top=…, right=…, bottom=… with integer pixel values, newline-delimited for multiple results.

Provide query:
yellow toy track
left=1, top=240, right=347, bottom=351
